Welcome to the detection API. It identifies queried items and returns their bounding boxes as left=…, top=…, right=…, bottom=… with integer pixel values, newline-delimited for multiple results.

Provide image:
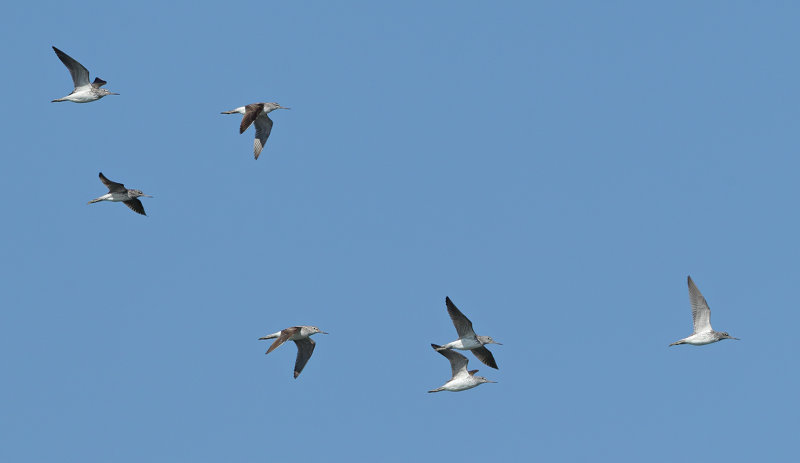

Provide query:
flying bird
left=435, top=297, right=501, bottom=369
left=88, top=172, right=151, bottom=216
left=51, top=46, right=119, bottom=103
left=221, top=102, right=290, bottom=159
left=259, top=326, right=327, bottom=378
left=670, top=276, right=739, bottom=346
left=428, top=344, right=496, bottom=393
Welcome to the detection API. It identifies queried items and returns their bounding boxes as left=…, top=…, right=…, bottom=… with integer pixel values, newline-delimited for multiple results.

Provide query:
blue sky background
left=1, top=1, right=798, bottom=461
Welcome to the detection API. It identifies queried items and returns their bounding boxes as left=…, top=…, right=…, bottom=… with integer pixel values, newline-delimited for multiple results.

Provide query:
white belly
left=443, top=377, right=479, bottom=392
left=683, top=332, right=718, bottom=345
left=445, top=338, right=481, bottom=350
left=69, top=95, right=97, bottom=103
left=66, top=87, right=99, bottom=103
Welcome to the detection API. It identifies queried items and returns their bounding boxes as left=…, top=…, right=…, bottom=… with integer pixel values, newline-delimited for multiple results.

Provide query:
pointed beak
left=730, top=336, right=740, bottom=340
left=487, top=380, right=498, bottom=383
left=279, top=106, right=291, bottom=110
left=142, top=194, right=153, bottom=198
left=109, top=92, right=120, bottom=95
left=492, top=341, right=503, bottom=345
left=320, top=331, right=329, bottom=334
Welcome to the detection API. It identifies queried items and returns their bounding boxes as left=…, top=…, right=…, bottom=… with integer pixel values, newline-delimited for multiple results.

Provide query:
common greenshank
left=221, top=102, right=289, bottom=159
left=670, top=276, right=739, bottom=346
left=51, top=46, right=118, bottom=103
left=436, top=297, right=501, bottom=369
left=259, top=326, right=327, bottom=378
left=88, top=172, right=151, bottom=216
left=428, top=344, right=496, bottom=393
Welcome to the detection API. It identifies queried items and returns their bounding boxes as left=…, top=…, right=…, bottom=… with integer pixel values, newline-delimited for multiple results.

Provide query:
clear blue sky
left=1, top=1, right=798, bottom=461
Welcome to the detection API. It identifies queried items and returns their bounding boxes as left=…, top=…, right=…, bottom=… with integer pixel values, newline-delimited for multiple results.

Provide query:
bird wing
left=239, top=104, right=264, bottom=134
left=445, top=297, right=477, bottom=339
left=266, top=327, right=299, bottom=354
left=688, top=276, right=712, bottom=333
left=470, top=346, right=498, bottom=369
left=91, top=77, right=107, bottom=88
left=431, top=343, right=469, bottom=379
left=98, top=172, right=127, bottom=193
left=123, top=199, right=146, bottom=216
left=52, top=46, right=90, bottom=88
left=293, top=338, right=316, bottom=378
left=253, top=115, right=274, bottom=160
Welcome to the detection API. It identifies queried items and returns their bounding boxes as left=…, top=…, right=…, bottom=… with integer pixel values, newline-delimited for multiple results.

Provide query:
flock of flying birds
left=52, top=46, right=739, bottom=392
left=52, top=46, right=288, bottom=216
left=253, top=296, right=502, bottom=391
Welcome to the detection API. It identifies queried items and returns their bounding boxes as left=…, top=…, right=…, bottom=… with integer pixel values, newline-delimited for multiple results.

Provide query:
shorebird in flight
left=670, top=276, right=739, bottom=346
left=51, top=46, right=118, bottom=103
left=435, top=297, right=501, bottom=369
left=221, top=102, right=289, bottom=159
left=259, top=326, right=327, bottom=378
left=428, top=344, right=496, bottom=393
left=88, top=172, right=151, bottom=216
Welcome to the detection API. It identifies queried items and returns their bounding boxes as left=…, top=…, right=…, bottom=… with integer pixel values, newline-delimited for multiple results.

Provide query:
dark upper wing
left=52, top=46, right=90, bottom=88
left=91, top=77, right=107, bottom=88
left=98, top=172, right=127, bottom=193
left=445, top=297, right=476, bottom=339
left=123, top=199, right=146, bottom=216
left=293, top=338, right=316, bottom=378
left=266, top=327, right=298, bottom=354
left=239, top=104, right=264, bottom=134
left=471, top=346, right=498, bottom=369
left=253, top=115, right=274, bottom=160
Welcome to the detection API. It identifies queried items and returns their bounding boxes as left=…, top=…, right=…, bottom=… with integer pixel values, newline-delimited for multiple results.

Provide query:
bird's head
left=265, top=102, right=290, bottom=112
left=479, top=335, right=502, bottom=346
left=720, top=332, right=739, bottom=341
left=477, top=376, right=497, bottom=385
left=99, top=89, right=119, bottom=97
left=309, top=326, right=328, bottom=335
left=130, top=189, right=152, bottom=198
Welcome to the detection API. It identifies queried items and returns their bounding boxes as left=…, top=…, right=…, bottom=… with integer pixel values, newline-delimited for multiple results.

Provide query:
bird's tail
left=51, top=98, right=66, bottom=103
left=427, top=387, right=445, bottom=393
left=87, top=197, right=103, bottom=204
left=220, top=109, right=237, bottom=114
left=258, top=332, right=280, bottom=340
left=668, top=340, right=685, bottom=346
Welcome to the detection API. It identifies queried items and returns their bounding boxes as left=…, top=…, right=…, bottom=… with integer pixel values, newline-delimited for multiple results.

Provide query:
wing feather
left=688, top=276, right=712, bottom=333
left=239, top=104, right=264, bottom=133
left=431, top=343, right=469, bottom=379
left=98, top=172, right=127, bottom=193
left=471, top=346, right=498, bottom=369
left=445, top=297, right=477, bottom=339
left=293, top=338, right=316, bottom=378
left=253, top=115, right=274, bottom=159
left=266, top=327, right=299, bottom=354
left=123, top=198, right=146, bottom=216
left=52, top=46, right=90, bottom=88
